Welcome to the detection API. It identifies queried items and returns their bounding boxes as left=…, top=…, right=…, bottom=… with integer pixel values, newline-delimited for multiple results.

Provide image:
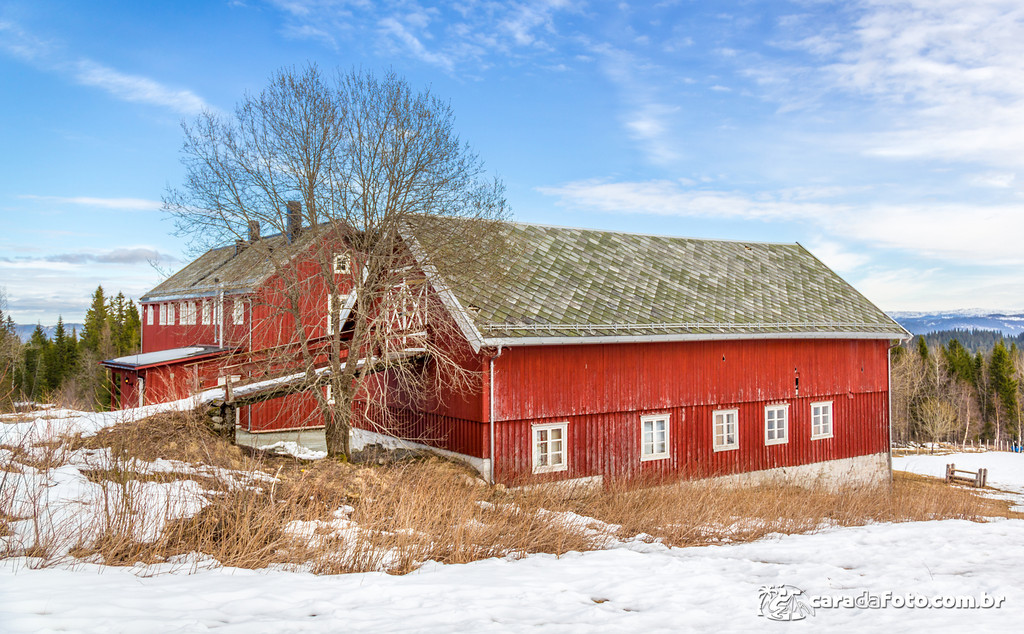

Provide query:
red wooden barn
left=103, top=219, right=908, bottom=486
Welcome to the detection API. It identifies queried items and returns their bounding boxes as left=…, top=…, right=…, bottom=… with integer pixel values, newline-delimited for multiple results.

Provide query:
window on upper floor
left=640, top=414, right=670, bottom=461
left=333, top=253, right=351, bottom=275
left=159, top=303, right=167, bottom=326
left=202, top=302, right=211, bottom=326
left=765, top=404, right=789, bottom=446
left=147, top=305, right=154, bottom=326
left=233, top=300, right=244, bottom=325
left=532, top=422, right=568, bottom=474
left=181, top=302, right=197, bottom=325
left=713, top=409, right=739, bottom=452
left=811, top=401, right=833, bottom=440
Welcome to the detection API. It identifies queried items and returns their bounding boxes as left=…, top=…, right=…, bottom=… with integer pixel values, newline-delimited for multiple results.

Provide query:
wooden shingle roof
left=426, top=222, right=908, bottom=346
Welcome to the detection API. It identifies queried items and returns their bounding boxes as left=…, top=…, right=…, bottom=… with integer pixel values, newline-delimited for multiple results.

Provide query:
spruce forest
left=0, top=286, right=140, bottom=411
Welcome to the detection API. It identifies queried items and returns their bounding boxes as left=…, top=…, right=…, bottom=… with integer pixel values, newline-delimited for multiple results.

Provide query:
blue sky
left=2, top=0, right=1023, bottom=326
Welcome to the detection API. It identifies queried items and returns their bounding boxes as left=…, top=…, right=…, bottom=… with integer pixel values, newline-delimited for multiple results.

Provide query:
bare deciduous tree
left=165, top=65, right=510, bottom=458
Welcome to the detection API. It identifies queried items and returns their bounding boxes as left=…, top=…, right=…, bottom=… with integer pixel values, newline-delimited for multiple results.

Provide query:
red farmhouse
left=103, top=220, right=908, bottom=486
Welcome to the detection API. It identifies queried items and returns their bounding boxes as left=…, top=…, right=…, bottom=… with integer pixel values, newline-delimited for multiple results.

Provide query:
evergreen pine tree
left=989, top=341, right=1019, bottom=443
left=81, top=286, right=109, bottom=354
left=20, top=325, right=51, bottom=401
left=916, top=335, right=930, bottom=360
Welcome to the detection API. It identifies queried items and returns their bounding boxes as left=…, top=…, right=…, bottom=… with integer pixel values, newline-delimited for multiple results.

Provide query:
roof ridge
left=507, top=219, right=799, bottom=246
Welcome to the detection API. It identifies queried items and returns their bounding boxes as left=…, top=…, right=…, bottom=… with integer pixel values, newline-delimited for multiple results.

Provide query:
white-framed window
left=713, top=409, right=739, bottom=452
left=147, top=305, right=154, bottom=326
left=202, top=302, right=211, bottom=326
left=532, top=422, right=568, bottom=473
left=811, top=401, right=833, bottom=440
left=216, top=374, right=241, bottom=386
left=765, top=404, right=789, bottom=446
left=159, top=303, right=167, bottom=325
left=326, top=384, right=335, bottom=405
left=640, top=414, right=670, bottom=461
left=181, top=302, right=197, bottom=325
left=333, top=253, right=351, bottom=275
left=233, top=300, right=244, bottom=325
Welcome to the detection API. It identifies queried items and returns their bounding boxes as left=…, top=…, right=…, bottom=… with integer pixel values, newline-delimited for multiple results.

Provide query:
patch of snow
left=260, top=441, right=328, bottom=461
left=1, top=520, right=1021, bottom=631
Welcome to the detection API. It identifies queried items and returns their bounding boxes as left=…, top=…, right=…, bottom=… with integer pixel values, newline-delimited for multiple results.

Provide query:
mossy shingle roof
left=442, top=223, right=907, bottom=342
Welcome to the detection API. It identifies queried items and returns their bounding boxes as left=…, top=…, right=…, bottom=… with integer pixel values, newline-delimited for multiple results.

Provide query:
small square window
left=640, top=414, right=670, bottom=461
left=713, top=409, right=739, bottom=452
left=333, top=253, right=351, bottom=275
left=765, top=404, right=789, bottom=445
left=811, top=401, right=833, bottom=439
left=532, top=422, right=568, bottom=473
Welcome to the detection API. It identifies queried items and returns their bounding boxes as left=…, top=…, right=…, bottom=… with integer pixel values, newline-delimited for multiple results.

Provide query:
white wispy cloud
left=73, top=61, right=208, bottom=115
left=258, top=0, right=577, bottom=72
left=584, top=41, right=683, bottom=165
left=19, top=195, right=163, bottom=211
left=0, top=20, right=209, bottom=115
left=767, top=0, right=1024, bottom=169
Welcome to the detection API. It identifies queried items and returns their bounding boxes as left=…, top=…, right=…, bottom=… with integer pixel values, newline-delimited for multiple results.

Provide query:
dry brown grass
left=550, top=471, right=1019, bottom=548
left=76, top=411, right=251, bottom=471
left=6, top=409, right=1018, bottom=574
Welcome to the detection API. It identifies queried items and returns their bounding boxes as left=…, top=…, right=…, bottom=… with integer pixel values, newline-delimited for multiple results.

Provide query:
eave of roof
left=100, top=346, right=231, bottom=370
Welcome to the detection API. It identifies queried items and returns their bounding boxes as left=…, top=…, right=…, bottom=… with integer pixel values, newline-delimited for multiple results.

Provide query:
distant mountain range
left=14, top=323, right=85, bottom=343
left=889, top=310, right=1024, bottom=336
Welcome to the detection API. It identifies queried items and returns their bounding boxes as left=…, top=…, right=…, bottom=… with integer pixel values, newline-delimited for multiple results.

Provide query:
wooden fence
left=945, top=463, right=988, bottom=488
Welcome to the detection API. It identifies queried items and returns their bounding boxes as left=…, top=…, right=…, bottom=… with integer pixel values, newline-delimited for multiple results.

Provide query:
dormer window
left=333, top=253, right=351, bottom=275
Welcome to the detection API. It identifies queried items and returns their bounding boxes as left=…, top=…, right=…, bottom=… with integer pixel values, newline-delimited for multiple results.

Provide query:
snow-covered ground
left=2, top=405, right=1022, bottom=631
left=1, top=520, right=1021, bottom=632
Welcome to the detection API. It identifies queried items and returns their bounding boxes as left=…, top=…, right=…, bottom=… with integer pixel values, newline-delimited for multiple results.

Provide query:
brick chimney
left=286, top=201, right=302, bottom=243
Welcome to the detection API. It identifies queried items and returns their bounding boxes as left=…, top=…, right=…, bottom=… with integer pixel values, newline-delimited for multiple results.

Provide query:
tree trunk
left=324, top=385, right=354, bottom=458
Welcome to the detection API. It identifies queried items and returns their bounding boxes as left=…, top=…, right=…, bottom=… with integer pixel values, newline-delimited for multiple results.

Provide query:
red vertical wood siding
left=491, top=339, right=891, bottom=483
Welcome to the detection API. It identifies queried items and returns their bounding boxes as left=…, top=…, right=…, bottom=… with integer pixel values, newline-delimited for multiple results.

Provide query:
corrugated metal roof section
left=443, top=223, right=908, bottom=341
left=142, top=229, right=321, bottom=302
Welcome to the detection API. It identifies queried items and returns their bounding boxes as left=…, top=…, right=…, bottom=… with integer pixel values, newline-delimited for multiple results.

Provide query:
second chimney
left=286, top=201, right=302, bottom=243
left=248, top=220, right=260, bottom=243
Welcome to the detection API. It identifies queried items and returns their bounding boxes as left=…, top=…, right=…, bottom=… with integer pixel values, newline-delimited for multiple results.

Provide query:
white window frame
left=713, top=408, right=739, bottom=452
left=764, top=403, right=789, bottom=446
left=147, top=305, right=154, bottom=325
left=640, top=413, right=670, bottom=461
left=159, top=303, right=167, bottom=325
left=233, top=300, right=244, bottom=325
left=181, top=302, right=197, bottom=325
left=333, top=253, right=351, bottom=275
left=811, top=401, right=833, bottom=440
left=532, top=422, right=568, bottom=474
left=326, top=384, right=335, bottom=405
left=201, top=302, right=211, bottom=326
